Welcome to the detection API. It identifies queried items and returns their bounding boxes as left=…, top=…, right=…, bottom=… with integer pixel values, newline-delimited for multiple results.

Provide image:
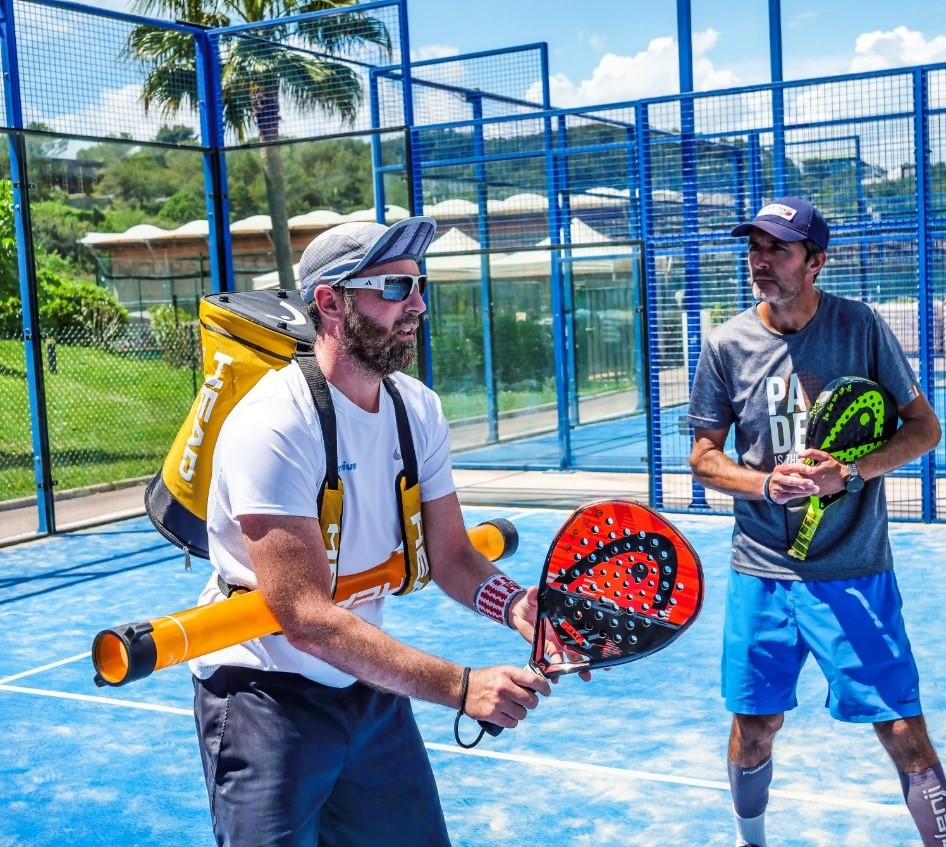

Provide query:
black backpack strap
left=295, top=352, right=340, bottom=506
left=295, top=351, right=344, bottom=596
left=383, top=376, right=418, bottom=488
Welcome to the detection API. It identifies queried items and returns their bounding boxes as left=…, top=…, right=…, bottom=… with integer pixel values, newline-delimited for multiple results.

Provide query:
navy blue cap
left=731, top=197, right=829, bottom=250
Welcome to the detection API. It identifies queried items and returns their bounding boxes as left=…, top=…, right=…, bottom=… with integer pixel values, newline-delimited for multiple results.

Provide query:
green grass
left=0, top=340, right=196, bottom=500
left=1, top=340, right=637, bottom=502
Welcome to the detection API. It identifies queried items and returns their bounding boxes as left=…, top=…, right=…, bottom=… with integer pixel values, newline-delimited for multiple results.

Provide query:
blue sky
left=83, top=0, right=946, bottom=111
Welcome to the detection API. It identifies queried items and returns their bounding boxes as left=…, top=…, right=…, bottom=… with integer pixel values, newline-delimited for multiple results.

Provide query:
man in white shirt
left=192, top=216, right=551, bottom=846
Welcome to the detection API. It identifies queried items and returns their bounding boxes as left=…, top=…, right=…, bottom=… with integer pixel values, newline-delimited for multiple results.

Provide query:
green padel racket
left=787, top=376, right=898, bottom=560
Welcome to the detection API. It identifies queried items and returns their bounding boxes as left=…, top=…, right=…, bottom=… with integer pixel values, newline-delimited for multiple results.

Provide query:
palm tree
left=125, top=0, right=391, bottom=289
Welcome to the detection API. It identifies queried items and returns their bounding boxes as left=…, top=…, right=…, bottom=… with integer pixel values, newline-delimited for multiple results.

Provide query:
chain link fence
left=0, top=320, right=198, bottom=505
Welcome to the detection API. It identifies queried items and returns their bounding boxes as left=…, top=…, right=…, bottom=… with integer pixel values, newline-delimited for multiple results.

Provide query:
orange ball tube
left=92, top=518, right=518, bottom=687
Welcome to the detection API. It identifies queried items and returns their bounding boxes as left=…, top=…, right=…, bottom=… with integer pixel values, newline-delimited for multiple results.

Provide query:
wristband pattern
left=762, top=472, right=776, bottom=505
left=474, top=573, right=524, bottom=626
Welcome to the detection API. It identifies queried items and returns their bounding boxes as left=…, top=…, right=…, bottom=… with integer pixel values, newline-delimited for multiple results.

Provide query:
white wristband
left=474, top=573, right=525, bottom=627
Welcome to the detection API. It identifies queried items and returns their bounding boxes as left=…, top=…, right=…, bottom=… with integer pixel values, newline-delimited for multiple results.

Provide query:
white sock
left=735, top=812, right=766, bottom=847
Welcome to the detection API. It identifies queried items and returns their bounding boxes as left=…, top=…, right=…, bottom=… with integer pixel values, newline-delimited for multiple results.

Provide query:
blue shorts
left=722, top=569, right=922, bottom=723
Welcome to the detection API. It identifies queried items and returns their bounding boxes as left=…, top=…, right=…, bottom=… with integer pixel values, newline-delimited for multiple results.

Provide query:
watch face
left=845, top=472, right=865, bottom=493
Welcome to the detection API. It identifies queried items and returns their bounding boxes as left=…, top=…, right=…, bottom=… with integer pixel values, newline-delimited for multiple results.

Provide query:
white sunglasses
left=334, top=274, right=427, bottom=301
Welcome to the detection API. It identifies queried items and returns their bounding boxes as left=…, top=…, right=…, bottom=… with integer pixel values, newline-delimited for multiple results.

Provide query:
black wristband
left=458, top=666, right=471, bottom=716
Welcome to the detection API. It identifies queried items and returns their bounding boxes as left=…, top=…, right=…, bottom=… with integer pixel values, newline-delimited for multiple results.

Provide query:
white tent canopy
left=491, top=219, right=634, bottom=278
left=425, top=227, right=484, bottom=281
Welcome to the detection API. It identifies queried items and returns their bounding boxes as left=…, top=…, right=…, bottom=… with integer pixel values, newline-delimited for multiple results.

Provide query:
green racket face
left=805, top=376, right=898, bottom=461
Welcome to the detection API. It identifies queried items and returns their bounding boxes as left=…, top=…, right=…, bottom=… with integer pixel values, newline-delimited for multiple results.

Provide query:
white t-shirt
left=189, top=361, right=456, bottom=686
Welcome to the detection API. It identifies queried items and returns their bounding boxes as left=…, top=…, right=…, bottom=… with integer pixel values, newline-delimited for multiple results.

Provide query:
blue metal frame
left=470, top=94, right=499, bottom=443
left=913, top=68, right=937, bottom=522
left=636, top=102, right=662, bottom=508
left=195, top=30, right=233, bottom=294
left=0, top=0, right=55, bottom=533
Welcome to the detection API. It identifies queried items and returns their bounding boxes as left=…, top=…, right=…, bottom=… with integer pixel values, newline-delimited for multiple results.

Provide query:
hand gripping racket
left=456, top=499, right=704, bottom=747
left=787, top=376, right=898, bottom=560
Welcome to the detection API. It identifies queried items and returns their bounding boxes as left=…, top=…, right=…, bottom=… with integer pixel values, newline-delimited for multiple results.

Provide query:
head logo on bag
left=146, top=290, right=315, bottom=561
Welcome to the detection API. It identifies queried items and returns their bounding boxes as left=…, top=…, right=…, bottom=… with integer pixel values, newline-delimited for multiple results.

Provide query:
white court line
left=0, top=679, right=911, bottom=816
left=425, top=743, right=908, bottom=816
left=0, top=683, right=191, bottom=715
left=0, top=651, right=92, bottom=685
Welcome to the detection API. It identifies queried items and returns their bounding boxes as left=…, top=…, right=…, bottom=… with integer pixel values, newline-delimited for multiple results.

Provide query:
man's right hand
left=463, top=665, right=551, bottom=729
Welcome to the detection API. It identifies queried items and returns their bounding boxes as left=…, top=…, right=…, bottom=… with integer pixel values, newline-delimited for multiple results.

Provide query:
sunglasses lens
left=381, top=275, right=426, bottom=301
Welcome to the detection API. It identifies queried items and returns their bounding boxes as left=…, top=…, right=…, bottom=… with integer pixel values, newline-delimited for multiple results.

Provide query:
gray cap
left=297, top=216, right=438, bottom=303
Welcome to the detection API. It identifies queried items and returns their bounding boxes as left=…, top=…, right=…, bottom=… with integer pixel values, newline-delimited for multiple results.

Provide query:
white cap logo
left=757, top=203, right=798, bottom=221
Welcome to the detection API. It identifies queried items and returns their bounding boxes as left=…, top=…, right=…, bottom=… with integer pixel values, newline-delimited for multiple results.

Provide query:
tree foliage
left=0, top=179, right=127, bottom=339
left=124, top=0, right=392, bottom=289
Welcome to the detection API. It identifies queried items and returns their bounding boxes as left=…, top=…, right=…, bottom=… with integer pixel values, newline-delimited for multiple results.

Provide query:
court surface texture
left=2, top=505, right=944, bottom=846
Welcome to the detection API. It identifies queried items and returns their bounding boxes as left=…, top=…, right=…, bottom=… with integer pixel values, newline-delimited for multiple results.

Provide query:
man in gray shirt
left=688, top=197, right=943, bottom=847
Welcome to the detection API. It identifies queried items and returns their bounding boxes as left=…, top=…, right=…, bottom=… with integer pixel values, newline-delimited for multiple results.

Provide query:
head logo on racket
left=533, top=499, right=703, bottom=676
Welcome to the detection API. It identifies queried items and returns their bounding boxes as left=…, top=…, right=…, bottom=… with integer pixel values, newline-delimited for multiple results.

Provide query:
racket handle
left=473, top=660, right=546, bottom=740
left=477, top=720, right=504, bottom=737
left=788, top=496, right=823, bottom=560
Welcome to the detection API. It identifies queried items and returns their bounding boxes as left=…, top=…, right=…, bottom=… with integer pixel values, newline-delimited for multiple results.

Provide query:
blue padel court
left=2, top=505, right=944, bottom=846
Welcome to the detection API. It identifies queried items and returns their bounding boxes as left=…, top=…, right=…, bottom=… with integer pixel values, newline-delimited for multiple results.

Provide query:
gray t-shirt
left=687, top=291, right=919, bottom=581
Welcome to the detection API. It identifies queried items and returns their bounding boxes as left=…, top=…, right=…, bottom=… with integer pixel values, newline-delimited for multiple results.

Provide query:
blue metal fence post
left=195, top=29, right=233, bottom=293
left=368, top=68, right=387, bottom=220
left=625, top=125, right=646, bottom=413
left=680, top=94, right=707, bottom=510
left=913, top=67, right=936, bottom=522
left=636, top=102, right=661, bottom=507
left=544, top=111, right=571, bottom=470
left=769, top=0, right=786, bottom=194
left=0, top=0, right=55, bottom=532
left=676, top=0, right=707, bottom=508
left=556, top=115, right=579, bottom=426
left=470, top=94, right=499, bottom=442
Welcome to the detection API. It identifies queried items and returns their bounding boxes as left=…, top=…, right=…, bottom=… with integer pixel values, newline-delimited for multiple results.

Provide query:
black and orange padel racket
left=456, top=499, right=704, bottom=747
left=787, top=376, right=898, bottom=561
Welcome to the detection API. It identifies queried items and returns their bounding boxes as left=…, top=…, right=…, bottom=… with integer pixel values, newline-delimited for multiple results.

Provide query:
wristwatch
left=844, top=461, right=865, bottom=493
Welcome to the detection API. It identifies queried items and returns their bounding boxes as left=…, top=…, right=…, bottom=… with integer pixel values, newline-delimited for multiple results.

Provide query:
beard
left=341, top=297, right=418, bottom=377
left=751, top=269, right=807, bottom=306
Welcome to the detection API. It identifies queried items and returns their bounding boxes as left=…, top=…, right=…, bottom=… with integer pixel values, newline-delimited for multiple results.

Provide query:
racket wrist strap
left=474, top=573, right=525, bottom=627
left=762, top=472, right=776, bottom=505
left=457, top=666, right=471, bottom=715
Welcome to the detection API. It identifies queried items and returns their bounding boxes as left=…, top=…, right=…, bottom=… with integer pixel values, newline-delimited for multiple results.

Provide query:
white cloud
left=534, top=29, right=739, bottom=109
left=850, top=26, right=946, bottom=73
left=411, top=44, right=460, bottom=63
left=25, top=82, right=199, bottom=144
